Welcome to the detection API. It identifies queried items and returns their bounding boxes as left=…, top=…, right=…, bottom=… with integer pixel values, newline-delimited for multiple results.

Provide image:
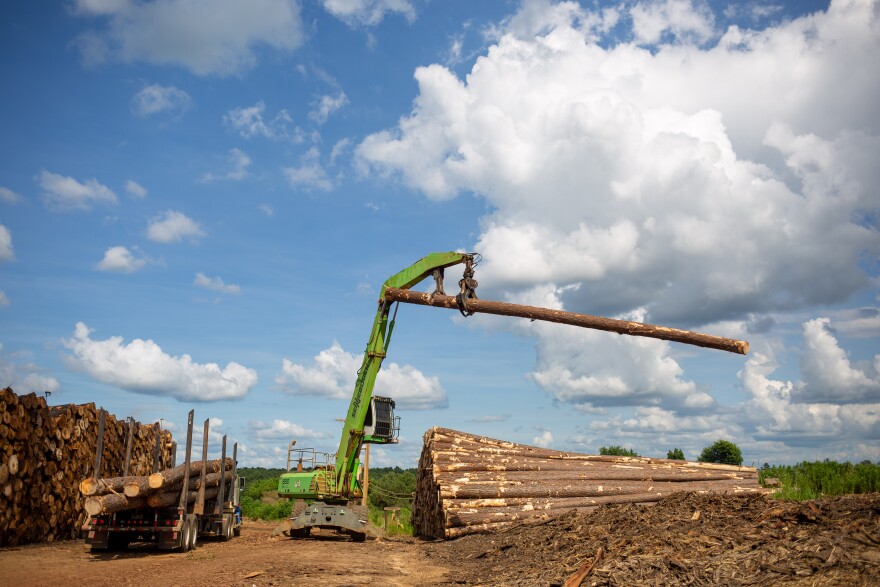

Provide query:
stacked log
left=0, top=387, right=173, bottom=546
left=81, top=459, right=234, bottom=515
left=413, top=428, right=767, bottom=539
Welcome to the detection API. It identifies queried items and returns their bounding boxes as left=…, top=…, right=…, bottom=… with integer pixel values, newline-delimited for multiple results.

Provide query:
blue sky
left=1, top=0, right=878, bottom=469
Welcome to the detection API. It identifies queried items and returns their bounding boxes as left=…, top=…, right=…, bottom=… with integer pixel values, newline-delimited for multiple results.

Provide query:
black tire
left=350, top=531, right=366, bottom=542
left=233, top=523, right=241, bottom=537
left=290, top=527, right=311, bottom=539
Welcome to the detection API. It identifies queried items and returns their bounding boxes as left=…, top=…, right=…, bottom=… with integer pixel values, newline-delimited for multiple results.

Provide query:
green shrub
left=698, top=440, right=743, bottom=465
left=599, top=446, right=639, bottom=457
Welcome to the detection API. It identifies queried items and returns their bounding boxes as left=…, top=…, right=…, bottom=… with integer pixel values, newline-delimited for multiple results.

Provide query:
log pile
left=80, top=458, right=234, bottom=515
left=413, top=428, right=767, bottom=539
left=0, top=387, right=173, bottom=546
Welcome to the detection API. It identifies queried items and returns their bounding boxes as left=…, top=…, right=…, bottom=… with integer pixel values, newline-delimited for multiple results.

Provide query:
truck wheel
left=187, top=515, right=199, bottom=550
left=233, top=524, right=241, bottom=537
left=179, top=519, right=192, bottom=552
left=350, top=531, right=366, bottom=542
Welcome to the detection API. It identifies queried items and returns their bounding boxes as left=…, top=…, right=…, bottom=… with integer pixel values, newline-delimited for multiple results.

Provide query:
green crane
left=277, top=251, right=477, bottom=540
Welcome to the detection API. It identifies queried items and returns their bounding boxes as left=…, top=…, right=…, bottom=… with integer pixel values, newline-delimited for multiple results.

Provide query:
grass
left=760, top=460, right=880, bottom=501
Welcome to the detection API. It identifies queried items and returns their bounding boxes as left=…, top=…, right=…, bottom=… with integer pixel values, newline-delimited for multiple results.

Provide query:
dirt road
left=0, top=520, right=450, bottom=587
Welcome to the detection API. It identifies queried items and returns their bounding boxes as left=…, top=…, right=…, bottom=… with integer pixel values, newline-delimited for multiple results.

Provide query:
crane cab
left=363, top=396, right=399, bottom=443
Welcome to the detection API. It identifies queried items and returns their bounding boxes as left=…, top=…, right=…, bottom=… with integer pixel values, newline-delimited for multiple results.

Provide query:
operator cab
left=363, top=396, right=400, bottom=443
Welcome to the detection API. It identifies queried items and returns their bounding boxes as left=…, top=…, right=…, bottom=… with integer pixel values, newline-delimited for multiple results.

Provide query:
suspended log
left=129, top=469, right=233, bottom=498
left=384, top=288, right=749, bottom=355
left=413, top=428, right=767, bottom=539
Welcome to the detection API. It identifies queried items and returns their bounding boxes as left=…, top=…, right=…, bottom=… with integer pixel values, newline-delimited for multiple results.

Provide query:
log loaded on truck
left=277, top=252, right=750, bottom=540
left=82, top=410, right=242, bottom=552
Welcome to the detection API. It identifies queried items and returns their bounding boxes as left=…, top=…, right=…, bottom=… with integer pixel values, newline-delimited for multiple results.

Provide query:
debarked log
left=384, top=288, right=749, bottom=355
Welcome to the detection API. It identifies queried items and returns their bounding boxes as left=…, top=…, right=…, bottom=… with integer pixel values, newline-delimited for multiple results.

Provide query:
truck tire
left=187, top=514, right=198, bottom=550
left=178, top=518, right=192, bottom=552
left=233, top=523, right=241, bottom=537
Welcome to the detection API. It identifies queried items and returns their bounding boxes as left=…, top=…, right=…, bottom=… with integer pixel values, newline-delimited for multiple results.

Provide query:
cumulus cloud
left=0, top=187, right=22, bottom=204
left=146, top=210, right=205, bottom=243
left=309, top=91, right=348, bottom=124
left=130, top=84, right=191, bottom=116
left=0, top=343, right=60, bottom=394
left=276, top=341, right=448, bottom=409
left=95, top=245, right=147, bottom=273
left=356, top=0, right=880, bottom=328
left=0, top=224, right=13, bottom=262
left=321, top=0, right=415, bottom=27
left=37, top=170, right=117, bottom=211
left=194, top=272, right=241, bottom=294
left=71, top=0, right=304, bottom=76
left=124, top=180, right=147, bottom=198
left=630, top=0, right=716, bottom=45
left=796, top=318, right=880, bottom=404
left=224, top=101, right=300, bottom=141
left=62, top=322, right=258, bottom=401
left=0, top=291, right=8, bottom=307
left=249, top=419, right=327, bottom=439
left=203, top=148, right=251, bottom=181
left=283, top=147, right=333, bottom=191
left=532, top=428, right=554, bottom=448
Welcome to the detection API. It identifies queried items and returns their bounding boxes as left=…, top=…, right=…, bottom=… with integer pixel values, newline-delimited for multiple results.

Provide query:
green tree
left=667, top=448, right=685, bottom=460
left=698, top=440, right=743, bottom=465
left=599, top=445, right=639, bottom=457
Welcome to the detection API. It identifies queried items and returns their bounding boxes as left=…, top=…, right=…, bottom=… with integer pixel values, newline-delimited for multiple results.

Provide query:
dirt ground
left=1, top=493, right=878, bottom=586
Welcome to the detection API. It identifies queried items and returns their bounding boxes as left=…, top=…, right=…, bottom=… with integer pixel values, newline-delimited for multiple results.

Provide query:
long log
left=126, top=469, right=233, bottom=497
left=385, top=288, right=749, bottom=355
left=148, top=458, right=233, bottom=490
left=146, top=486, right=219, bottom=508
left=84, top=493, right=147, bottom=516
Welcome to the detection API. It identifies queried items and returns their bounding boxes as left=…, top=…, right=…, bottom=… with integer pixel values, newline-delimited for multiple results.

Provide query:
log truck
left=277, top=251, right=748, bottom=540
left=82, top=410, right=243, bottom=551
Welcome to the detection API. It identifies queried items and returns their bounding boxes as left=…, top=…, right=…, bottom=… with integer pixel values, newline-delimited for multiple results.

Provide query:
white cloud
left=797, top=317, right=880, bottom=404
left=283, top=147, right=333, bottom=191
left=96, top=245, right=147, bottom=273
left=146, top=210, right=205, bottom=243
left=203, top=148, right=251, bottom=181
left=321, top=0, right=415, bottom=27
left=0, top=291, right=8, bottom=307
left=249, top=419, right=327, bottom=439
left=194, top=272, right=241, bottom=294
left=259, top=204, right=274, bottom=217
left=71, top=0, right=304, bottom=76
left=130, top=84, right=191, bottom=116
left=0, top=343, right=60, bottom=395
left=62, top=322, right=258, bottom=401
left=357, top=0, right=880, bottom=328
left=124, top=179, right=147, bottom=198
left=740, top=344, right=880, bottom=449
left=0, top=224, right=13, bottom=262
left=309, top=91, right=348, bottom=124
left=37, top=170, right=117, bottom=211
left=224, top=101, right=301, bottom=141
left=532, top=429, right=553, bottom=448
left=630, top=0, right=716, bottom=45
left=276, top=341, right=448, bottom=409
left=0, top=187, right=22, bottom=204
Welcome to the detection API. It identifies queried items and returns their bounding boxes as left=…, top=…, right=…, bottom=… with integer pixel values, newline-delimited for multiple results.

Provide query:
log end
left=148, top=473, right=163, bottom=489
left=83, top=498, right=103, bottom=517
left=123, top=484, right=140, bottom=498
